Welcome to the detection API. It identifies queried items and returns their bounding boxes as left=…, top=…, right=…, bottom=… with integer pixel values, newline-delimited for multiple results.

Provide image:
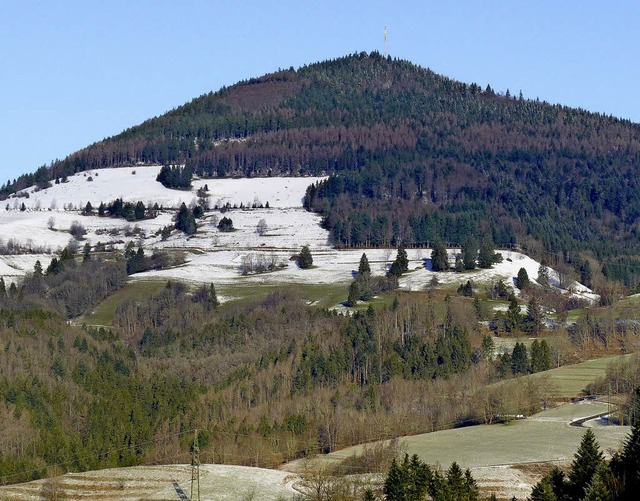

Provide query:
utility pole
left=190, top=429, right=200, bottom=501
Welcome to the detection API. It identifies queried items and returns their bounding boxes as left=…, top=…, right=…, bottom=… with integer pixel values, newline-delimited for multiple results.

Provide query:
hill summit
left=5, top=52, right=640, bottom=284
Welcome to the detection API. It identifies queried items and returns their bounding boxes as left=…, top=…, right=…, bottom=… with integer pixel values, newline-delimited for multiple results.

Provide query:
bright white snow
left=0, top=166, right=597, bottom=305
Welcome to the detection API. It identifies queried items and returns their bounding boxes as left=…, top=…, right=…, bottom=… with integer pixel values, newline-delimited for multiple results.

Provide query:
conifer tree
left=530, top=476, right=557, bottom=501
left=358, top=252, right=371, bottom=278
left=511, top=342, right=529, bottom=374
left=538, top=261, right=550, bottom=288
left=517, top=267, right=530, bottom=289
left=478, top=237, right=497, bottom=269
left=582, top=464, right=613, bottom=501
left=461, top=237, right=477, bottom=270
left=298, top=245, right=313, bottom=269
left=431, top=241, right=449, bottom=272
left=614, top=388, right=640, bottom=499
left=525, top=295, right=544, bottom=334
left=568, top=429, right=604, bottom=499
left=347, top=281, right=361, bottom=307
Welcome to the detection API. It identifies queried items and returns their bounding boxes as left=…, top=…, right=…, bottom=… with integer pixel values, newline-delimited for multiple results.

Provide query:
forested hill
left=6, top=51, right=640, bottom=283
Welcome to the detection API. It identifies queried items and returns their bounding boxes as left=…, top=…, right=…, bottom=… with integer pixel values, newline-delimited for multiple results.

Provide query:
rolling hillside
left=5, top=52, right=640, bottom=284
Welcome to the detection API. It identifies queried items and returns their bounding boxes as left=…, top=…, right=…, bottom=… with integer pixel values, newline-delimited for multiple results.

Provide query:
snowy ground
left=0, top=464, right=299, bottom=500
left=0, top=166, right=597, bottom=305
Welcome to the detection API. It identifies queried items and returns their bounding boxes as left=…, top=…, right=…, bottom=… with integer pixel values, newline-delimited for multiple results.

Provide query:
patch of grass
left=222, top=282, right=349, bottom=310
left=79, top=280, right=167, bottom=326
left=526, top=354, right=636, bottom=399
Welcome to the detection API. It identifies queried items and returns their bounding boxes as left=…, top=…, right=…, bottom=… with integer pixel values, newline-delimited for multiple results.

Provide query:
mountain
left=5, top=51, right=640, bottom=284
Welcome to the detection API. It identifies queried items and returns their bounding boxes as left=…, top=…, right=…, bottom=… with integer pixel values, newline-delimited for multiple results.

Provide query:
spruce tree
left=582, top=464, right=613, bottom=501
left=517, top=267, right=530, bottom=289
left=395, top=245, right=409, bottom=274
left=525, top=295, right=544, bottom=334
left=431, top=241, right=449, bottom=272
left=461, top=237, right=477, bottom=270
left=298, top=245, right=313, bottom=269
left=568, top=429, right=604, bottom=499
left=478, top=237, right=497, bottom=269
left=511, top=342, right=529, bottom=375
left=616, top=388, right=640, bottom=499
left=358, top=253, right=371, bottom=278
left=530, top=476, right=558, bottom=501
left=347, top=281, right=361, bottom=307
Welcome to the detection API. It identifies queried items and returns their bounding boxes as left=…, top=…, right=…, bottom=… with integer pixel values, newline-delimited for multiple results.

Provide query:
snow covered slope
left=0, top=166, right=597, bottom=304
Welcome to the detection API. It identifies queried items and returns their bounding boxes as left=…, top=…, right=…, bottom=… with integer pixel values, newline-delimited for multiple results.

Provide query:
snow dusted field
left=0, top=464, right=299, bottom=500
left=0, top=166, right=597, bottom=304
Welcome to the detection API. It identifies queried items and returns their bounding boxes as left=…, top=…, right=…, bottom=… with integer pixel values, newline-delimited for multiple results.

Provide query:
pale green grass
left=79, top=280, right=167, bottom=326
left=306, top=400, right=629, bottom=472
left=526, top=354, right=636, bottom=398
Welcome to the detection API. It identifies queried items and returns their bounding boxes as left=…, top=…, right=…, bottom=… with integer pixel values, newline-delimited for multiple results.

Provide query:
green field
left=78, top=280, right=167, bottom=326
left=312, top=400, right=630, bottom=471
left=526, top=354, right=636, bottom=398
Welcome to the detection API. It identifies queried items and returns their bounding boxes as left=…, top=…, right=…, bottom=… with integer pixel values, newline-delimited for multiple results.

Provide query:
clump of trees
left=94, top=198, right=158, bottom=221
left=384, top=454, right=478, bottom=501
left=347, top=251, right=399, bottom=306
left=156, top=164, right=193, bottom=189
left=176, top=203, right=198, bottom=235
left=217, top=216, right=234, bottom=232
left=530, top=407, right=640, bottom=501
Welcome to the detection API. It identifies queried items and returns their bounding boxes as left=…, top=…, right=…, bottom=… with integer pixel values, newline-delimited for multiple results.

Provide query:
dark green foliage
left=384, top=454, right=432, bottom=501
left=134, top=201, right=146, bottom=220
left=610, top=388, right=640, bottom=500
left=525, top=295, right=544, bottom=334
left=530, top=476, right=558, bottom=501
left=568, top=429, right=605, bottom=499
left=477, top=238, right=499, bottom=269
left=347, top=281, right=361, bottom=307
left=517, top=267, right=530, bottom=289
left=457, top=280, right=474, bottom=297
left=126, top=246, right=147, bottom=275
left=217, top=216, right=233, bottom=232
left=583, top=464, right=613, bottom=501
left=492, top=294, right=524, bottom=334
left=481, top=335, right=494, bottom=360
left=530, top=339, right=552, bottom=373
left=176, top=203, right=197, bottom=234
left=429, top=462, right=479, bottom=501
left=461, top=237, right=477, bottom=270
left=156, top=164, right=193, bottom=189
left=388, top=245, right=409, bottom=278
left=431, top=241, right=449, bottom=272
left=358, top=252, right=371, bottom=278
left=161, top=225, right=172, bottom=240
left=16, top=52, right=640, bottom=283
left=192, top=283, right=219, bottom=311
left=511, top=342, right=529, bottom=375
left=298, top=245, right=313, bottom=269
left=100, top=198, right=151, bottom=221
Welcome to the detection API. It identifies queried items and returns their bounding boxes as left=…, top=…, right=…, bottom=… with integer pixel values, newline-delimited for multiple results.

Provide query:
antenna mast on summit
left=383, top=26, right=388, bottom=57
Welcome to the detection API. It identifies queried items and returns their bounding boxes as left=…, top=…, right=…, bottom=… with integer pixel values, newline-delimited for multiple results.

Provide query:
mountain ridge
left=4, top=51, right=640, bottom=284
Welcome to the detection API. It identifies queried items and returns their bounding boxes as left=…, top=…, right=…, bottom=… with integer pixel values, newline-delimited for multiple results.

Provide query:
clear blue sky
left=1, top=1, right=638, bottom=183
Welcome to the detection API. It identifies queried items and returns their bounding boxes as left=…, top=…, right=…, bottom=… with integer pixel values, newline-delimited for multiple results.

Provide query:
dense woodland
left=1, top=245, right=640, bottom=490
left=3, top=52, right=640, bottom=496
left=3, top=52, right=640, bottom=284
